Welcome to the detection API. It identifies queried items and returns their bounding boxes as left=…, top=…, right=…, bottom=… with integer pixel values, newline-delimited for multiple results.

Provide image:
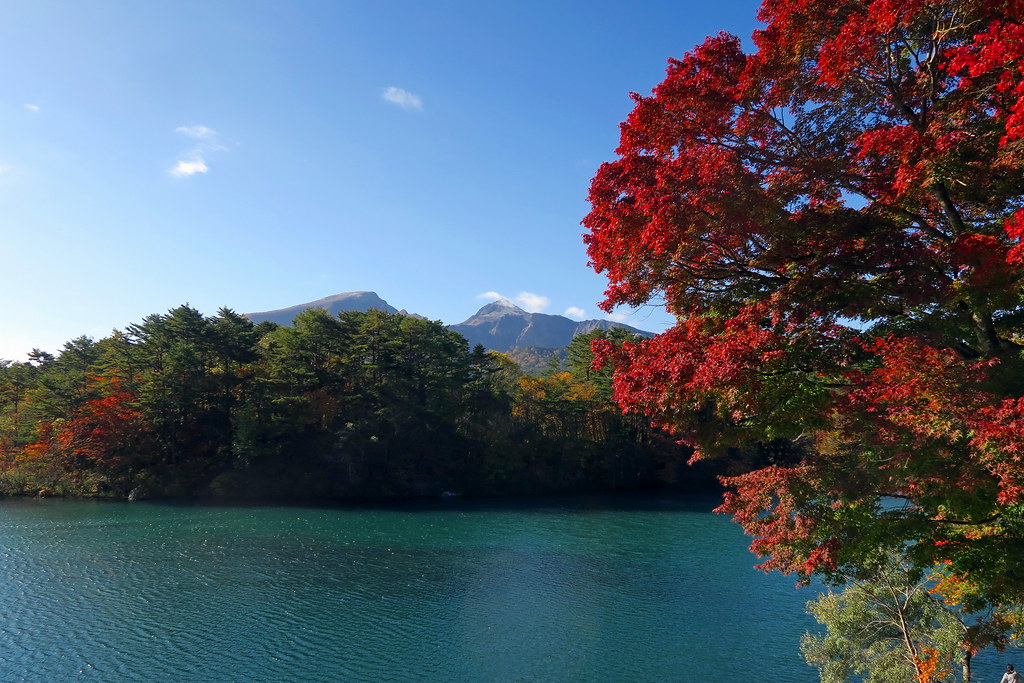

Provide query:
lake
left=0, top=494, right=1014, bottom=682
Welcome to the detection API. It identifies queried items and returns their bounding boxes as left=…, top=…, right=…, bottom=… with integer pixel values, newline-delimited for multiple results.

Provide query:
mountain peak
left=245, top=291, right=399, bottom=326
left=451, top=299, right=652, bottom=352
left=475, top=298, right=527, bottom=316
left=243, top=291, right=653, bottom=354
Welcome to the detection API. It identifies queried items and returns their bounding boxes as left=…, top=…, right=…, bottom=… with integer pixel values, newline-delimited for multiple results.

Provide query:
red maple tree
left=23, top=384, right=147, bottom=483
left=584, top=0, right=1024, bottom=613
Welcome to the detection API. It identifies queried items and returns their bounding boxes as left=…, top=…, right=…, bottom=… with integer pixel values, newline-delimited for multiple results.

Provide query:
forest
left=0, top=306, right=717, bottom=501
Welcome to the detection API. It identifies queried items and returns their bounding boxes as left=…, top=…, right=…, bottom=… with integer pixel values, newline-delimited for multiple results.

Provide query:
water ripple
left=7, top=495, right=1010, bottom=682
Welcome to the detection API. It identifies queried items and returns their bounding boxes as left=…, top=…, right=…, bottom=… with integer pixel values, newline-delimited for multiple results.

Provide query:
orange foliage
left=912, top=647, right=949, bottom=682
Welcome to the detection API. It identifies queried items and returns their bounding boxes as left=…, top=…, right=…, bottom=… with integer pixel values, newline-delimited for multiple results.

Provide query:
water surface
left=0, top=494, right=864, bottom=681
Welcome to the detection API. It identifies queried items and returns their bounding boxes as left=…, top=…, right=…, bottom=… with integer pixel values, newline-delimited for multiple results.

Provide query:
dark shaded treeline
left=0, top=306, right=719, bottom=500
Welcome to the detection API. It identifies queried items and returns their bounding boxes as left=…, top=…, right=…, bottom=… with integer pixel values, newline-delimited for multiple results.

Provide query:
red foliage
left=946, top=15, right=1024, bottom=145
left=56, top=391, right=144, bottom=470
left=1005, top=208, right=1024, bottom=264
left=713, top=333, right=1024, bottom=580
left=22, top=390, right=146, bottom=476
left=584, top=0, right=1024, bottom=603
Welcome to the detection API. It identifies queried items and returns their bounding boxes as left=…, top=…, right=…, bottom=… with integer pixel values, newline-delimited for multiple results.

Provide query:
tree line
left=0, top=306, right=714, bottom=501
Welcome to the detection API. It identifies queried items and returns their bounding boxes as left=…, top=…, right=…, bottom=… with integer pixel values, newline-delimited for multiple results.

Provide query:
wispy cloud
left=564, top=307, right=586, bottom=319
left=175, top=124, right=218, bottom=140
left=382, top=86, right=423, bottom=111
left=24, top=104, right=40, bottom=113
left=606, top=311, right=630, bottom=323
left=169, top=125, right=226, bottom=178
left=476, top=290, right=550, bottom=313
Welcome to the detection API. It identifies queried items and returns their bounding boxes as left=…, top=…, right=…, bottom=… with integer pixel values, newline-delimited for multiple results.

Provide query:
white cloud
left=175, top=124, right=217, bottom=140
left=476, top=290, right=551, bottom=313
left=382, top=86, right=423, bottom=111
left=564, top=307, right=586, bottom=319
left=606, top=311, right=630, bottom=323
left=24, top=104, right=40, bottom=113
left=169, top=159, right=209, bottom=177
left=513, top=292, right=549, bottom=313
left=169, top=125, right=226, bottom=178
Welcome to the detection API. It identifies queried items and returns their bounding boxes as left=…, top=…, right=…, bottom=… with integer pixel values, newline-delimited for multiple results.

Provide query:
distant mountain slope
left=449, top=299, right=652, bottom=352
left=503, top=346, right=567, bottom=375
left=245, top=292, right=653, bottom=353
left=245, top=291, right=400, bottom=326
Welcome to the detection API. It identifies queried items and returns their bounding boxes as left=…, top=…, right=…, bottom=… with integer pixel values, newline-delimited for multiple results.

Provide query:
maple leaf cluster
left=21, top=383, right=146, bottom=478
left=583, top=0, right=1024, bottom=614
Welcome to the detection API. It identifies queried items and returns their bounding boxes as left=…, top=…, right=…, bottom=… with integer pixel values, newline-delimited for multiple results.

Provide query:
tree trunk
left=972, top=309, right=1002, bottom=357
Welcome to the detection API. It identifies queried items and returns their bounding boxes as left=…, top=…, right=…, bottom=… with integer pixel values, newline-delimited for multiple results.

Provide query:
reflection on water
left=0, top=494, right=1010, bottom=682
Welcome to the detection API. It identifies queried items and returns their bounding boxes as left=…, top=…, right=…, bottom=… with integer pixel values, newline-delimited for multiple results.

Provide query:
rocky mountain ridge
left=245, top=291, right=419, bottom=326
left=448, top=298, right=651, bottom=352
left=244, top=291, right=652, bottom=351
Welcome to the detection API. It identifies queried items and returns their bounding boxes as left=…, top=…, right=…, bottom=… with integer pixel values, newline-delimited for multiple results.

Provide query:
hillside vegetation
left=0, top=306, right=715, bottom=500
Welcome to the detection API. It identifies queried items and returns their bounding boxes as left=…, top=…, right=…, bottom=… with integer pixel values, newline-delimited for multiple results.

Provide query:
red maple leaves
left=25, top=386, right=146, bottom=477
left=584, top=0, right=1024, bottom=604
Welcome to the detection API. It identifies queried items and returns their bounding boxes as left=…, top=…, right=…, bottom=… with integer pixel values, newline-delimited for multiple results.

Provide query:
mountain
left=245, top=292, right=654, bottom=352
left=449, top=299, right=652, bottom=352
left=245, top=291, right=402, bottom=326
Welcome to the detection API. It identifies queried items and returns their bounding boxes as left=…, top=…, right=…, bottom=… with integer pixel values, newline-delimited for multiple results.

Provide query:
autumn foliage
left=583, top=0, right=1024, bottom=619
left=0, top=307, right=689, bottom=501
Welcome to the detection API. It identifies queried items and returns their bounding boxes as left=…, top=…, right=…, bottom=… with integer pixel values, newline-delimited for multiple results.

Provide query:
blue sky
left=1, top=0, right=761, bottom=361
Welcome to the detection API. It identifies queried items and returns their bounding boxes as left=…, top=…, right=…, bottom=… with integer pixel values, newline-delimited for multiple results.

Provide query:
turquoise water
left=2, top=494, right=802, bottom=682
left=1, top=494, right=1008, bottom=682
